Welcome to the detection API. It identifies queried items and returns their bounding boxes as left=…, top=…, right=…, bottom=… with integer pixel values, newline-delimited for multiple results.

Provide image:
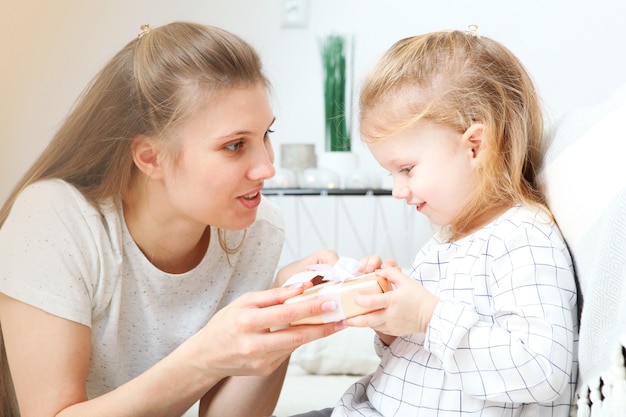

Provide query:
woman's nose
left=248, top=146, right=276, bottom=181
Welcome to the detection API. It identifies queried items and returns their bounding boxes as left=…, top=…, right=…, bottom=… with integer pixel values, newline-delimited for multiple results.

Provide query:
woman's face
left=367, top=120, right=480, bottom=227
left=159, top=83, right=276, bottom=231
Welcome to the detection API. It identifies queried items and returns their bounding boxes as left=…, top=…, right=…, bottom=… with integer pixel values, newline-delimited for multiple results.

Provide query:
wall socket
left=281, top=0, right=310, bottom=28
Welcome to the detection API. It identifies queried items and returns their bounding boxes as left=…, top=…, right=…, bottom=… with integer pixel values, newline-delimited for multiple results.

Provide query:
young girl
left=0, top=22, right=354, bottom=417
left=295, top=29, right=578, bottom=417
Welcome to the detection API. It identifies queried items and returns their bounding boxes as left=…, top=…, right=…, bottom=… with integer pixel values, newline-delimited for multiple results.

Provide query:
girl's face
left=367, top=121, right=481, bottom=227
left=158, top=83, right=275, bottom=231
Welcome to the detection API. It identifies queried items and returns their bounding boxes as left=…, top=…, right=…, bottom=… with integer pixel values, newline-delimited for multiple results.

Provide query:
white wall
left=2, top=0, right=625, bottom=205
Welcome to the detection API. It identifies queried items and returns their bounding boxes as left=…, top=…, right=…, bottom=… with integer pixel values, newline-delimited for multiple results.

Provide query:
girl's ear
left=462, top=123, right=485, bottom=159
left=131, top=135, right=164, bottom=179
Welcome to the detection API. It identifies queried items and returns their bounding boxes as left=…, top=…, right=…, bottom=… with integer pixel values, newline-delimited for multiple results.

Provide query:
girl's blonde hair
left=0, top=21, right=268, bottom=415
left=360, top=30, right=547, bottom=240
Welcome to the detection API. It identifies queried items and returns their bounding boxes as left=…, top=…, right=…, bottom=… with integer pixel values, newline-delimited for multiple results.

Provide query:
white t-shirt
left=0, top=179, right=284, bottom=402
left=334, top=205, right=578, bottom=417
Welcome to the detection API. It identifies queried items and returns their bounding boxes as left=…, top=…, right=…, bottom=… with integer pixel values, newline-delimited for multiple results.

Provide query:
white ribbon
left=282, top=256, right=362, bottom=287
left=282, top=257, right=363, bottom=323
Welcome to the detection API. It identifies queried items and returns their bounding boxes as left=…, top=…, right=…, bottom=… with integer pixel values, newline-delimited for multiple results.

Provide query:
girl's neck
left=449, top=202, right=512, bottom=242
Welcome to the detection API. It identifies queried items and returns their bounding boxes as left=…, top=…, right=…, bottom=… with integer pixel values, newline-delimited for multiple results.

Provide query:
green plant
left=320, top=34, right=353, bottom=152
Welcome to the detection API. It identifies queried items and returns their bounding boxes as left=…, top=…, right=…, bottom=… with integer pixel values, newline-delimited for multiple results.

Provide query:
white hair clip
left=466, top=24, right=479, bottom=38
left=138, top=24, right=152, bottom=39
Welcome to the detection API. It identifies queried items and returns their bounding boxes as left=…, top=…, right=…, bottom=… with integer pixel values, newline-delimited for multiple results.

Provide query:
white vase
left=317, top=151, right=358, bottom=189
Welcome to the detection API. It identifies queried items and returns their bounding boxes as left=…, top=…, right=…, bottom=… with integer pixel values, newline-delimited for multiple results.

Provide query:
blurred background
left=2, top=0, right=625, bottom=266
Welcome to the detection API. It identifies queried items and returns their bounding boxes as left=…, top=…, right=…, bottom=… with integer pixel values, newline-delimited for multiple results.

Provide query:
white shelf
left=264, top=192, right=433, bottom=269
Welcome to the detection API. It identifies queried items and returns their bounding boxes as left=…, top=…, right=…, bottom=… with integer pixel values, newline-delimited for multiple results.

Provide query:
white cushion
left=290, top=326, right=379, bottom=375
left=539, top=83, right=626, bottom=414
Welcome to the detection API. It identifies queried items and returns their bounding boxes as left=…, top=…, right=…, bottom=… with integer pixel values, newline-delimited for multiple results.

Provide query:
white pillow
left=290, top=326, right=379, bottom=375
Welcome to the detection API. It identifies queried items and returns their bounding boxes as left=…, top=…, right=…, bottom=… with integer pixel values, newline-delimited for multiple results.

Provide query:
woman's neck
left=122, top=183, right=211, bottom=274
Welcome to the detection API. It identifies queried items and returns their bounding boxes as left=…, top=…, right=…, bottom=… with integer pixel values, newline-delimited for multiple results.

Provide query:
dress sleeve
left=424, top=223, right=577, bottom=403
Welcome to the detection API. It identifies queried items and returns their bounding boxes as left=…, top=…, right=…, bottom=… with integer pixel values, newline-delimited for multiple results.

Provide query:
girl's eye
left=225, top=140, right=245, bottom=152
left=400, top=166, right=414, bottom=175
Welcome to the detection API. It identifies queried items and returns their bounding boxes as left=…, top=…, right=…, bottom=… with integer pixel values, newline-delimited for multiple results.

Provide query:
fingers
left=375, top=265, right=407, bottom=285
left=359, top=255, right=381, bottom=274
left=381, top=258, right=399, bottom=268
left=270, top=320, right=345, bottom=351
left=359, top=256, right=399, bottom=274
left=345, top=311, right=382, bottom=328
left=274, top=249, right=338, bottom=286
left=237, top=286, right=345, bottom=332
left=307, top=248, right=339, bottom=266
left=240, top=283, right=308, bottom=309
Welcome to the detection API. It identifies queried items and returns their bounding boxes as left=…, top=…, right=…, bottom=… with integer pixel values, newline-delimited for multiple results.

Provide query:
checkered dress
left=333, top=205, right=578, bottom=417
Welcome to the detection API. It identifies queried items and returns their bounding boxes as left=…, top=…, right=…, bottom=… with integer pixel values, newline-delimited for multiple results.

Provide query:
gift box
left=284, top=272, right=392, bottom=325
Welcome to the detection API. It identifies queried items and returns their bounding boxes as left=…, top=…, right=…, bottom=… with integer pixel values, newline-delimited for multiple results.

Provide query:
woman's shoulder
left=17, top=179, right=104, bottom=215
left=9, top=178, right=122, bottom=240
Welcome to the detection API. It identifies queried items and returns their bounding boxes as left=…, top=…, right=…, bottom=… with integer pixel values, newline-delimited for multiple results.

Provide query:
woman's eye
left=264, top=129, right=275, bottom=140
left=225, top=141, right=245, bottom=152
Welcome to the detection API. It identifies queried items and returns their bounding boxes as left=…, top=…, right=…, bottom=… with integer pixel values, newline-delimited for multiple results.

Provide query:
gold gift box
left=284, top=272, right=392, bottom=325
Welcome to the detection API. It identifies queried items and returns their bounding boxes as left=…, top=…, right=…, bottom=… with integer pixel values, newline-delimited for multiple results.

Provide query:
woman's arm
left=0, top=294, right=210, bottom=417
left=199, top=360, right=289, bottom=417
left=1, top=283, right=342, bottom=417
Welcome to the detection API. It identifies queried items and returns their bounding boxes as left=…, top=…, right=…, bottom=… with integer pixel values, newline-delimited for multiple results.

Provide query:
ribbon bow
left=282, top=256, right=363, bottom=288
left=281, top=257, right=366, bottom=324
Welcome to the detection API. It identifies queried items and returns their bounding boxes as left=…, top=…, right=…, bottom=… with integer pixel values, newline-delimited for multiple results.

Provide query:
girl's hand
left=188, top=283, right=343, bottom=380
left=358, top=255, right=397, bottom=274
left=345, top=266, right=439, bottom=336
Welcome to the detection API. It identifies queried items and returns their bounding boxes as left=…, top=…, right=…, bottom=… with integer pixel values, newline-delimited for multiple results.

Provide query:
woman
left=0, top=22, right=351, bottom=417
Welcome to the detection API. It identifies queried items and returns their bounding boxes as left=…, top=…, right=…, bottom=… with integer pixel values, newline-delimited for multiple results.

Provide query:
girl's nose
left=392, top=183, right=410, bottom=200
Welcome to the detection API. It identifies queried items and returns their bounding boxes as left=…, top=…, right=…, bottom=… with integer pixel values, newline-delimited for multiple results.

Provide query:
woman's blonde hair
left=359, top=30, right=547, bottom=240
left=0, top=21, right=268, bottom=415
left=0, top=21, right=268, bottom=226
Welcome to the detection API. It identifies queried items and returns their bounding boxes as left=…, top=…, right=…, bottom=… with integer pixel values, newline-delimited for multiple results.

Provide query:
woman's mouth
left=239, top=191, right=262, bottom=209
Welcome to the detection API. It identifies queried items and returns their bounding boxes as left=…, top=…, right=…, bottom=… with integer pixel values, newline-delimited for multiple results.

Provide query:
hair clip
left=466, top=24, right=479, bottom=38
left=138, top=24, right=152, bottom=39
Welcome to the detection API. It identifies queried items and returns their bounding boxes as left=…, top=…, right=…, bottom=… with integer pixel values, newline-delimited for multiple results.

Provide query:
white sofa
left=273, top=83, right=626, bottom=417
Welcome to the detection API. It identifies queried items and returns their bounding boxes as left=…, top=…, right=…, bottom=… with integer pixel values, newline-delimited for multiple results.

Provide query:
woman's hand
left=188, top=282, right=344, bottom=381
left=274, top=248, right=339, bottom=287
left=345, top=266, right=439, bottom=336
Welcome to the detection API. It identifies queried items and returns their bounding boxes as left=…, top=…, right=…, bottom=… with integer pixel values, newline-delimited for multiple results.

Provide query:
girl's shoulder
left=480, top=204, right=567, bottom=250
left=496, top=204, right=554, bottom=230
